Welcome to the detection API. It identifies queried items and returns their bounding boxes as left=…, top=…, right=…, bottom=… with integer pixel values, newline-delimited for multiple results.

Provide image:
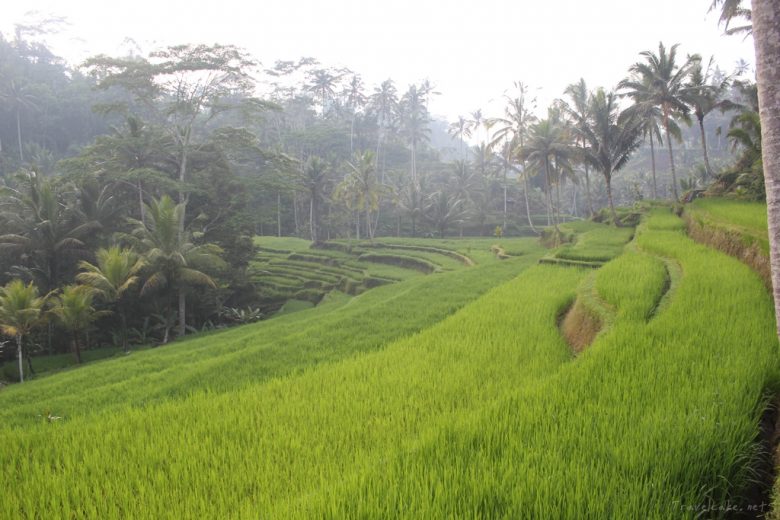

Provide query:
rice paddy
left=1, top=204, right=778, bottom=518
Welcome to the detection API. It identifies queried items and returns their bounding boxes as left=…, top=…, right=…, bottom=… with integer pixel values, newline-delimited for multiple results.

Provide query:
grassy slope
left=688, top=198, right=769, bottom=253
left=306, top=209, right=778, bottom=518
left=0, top=239, right=543, bottom=427
left=1, top=214, right=776, bottom=518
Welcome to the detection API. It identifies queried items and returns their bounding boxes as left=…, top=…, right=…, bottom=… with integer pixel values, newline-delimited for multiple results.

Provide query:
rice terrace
left=3, top=0, right=780, bottom=518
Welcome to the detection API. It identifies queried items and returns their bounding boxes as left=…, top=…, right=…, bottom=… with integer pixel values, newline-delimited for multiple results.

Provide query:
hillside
left=1, top=207, right=779, bottom=518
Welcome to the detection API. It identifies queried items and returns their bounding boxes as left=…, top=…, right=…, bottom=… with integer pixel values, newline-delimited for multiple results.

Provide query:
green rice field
left=1, top=206, right=779, bottom=518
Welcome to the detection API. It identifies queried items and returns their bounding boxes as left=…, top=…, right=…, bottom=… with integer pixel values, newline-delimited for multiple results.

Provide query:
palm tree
left=448, top=116, right=472, bottom=160
left=621, top=42, right=697, bottom=200
left=129, top=196, right=224, bottom=342
left=520, top=116, right=573, bottom=229
left=369, top=79, right=398, bottom=180
left=306, top=68, right=343, bottom=115
left=342, top=74, right=366, bottom=154
left=0, top=280, right=46, bottom=382
left=0, top=173, right=98, bottom=293
left=399, top=82, right=435, bottom=189
left=77, top=247, right=145, bottom=353
left=487, top=83, right=538, bottom=232
left=577, top=89, right=643, bottom=224
left=561, top=79, right=595, bottom=215
left=752, top=0, right=780, bottom=336
left=683, top=56, right=731, bottom=178
left=50, top=285, right=106, bottom=364
left=425, top=191, right=466, bottom=238
left=0, top=80, right=39, bottom=163
left=300, top=156, right=330, bottom=244
left=336, top=151, right=382, bottom=240
left=709, top=0, right=752, bottom=35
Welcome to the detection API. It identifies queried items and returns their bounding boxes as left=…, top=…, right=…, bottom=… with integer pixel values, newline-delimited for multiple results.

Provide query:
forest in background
left=0, top=18, right=761, bottom=367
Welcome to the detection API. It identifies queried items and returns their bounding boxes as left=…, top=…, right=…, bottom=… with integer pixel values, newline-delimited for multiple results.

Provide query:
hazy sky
left=1, top=0, right=755, bottom=123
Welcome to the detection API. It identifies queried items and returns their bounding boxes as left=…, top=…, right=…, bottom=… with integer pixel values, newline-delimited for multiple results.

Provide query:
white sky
left=1, top=0, right=755, bottom=124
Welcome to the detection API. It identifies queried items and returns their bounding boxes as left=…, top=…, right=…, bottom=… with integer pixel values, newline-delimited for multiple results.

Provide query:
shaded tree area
left=0, top=14, right=759, bottom=374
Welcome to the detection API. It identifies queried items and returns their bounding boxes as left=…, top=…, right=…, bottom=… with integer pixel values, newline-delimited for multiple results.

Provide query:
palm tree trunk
left=16, top=108, right=23, bottom=163
left=649, top=132, right=658, bottom=198
left=503, top=152, right=508, bottom=230
left=350, top=113, right=355, bottom=154
left=584, top=165, right=594, bottom=217
left=522, top=172, right=538, bottom=234
left=698, top=116, right=712, bottom=178
left=606, top=176, right=619, bottom=226
left=120, top=310, right=129, bottom=353
left=138, top=180, right=146, bottom=225
left=752, top=0, right=780, bottom=337
left=16, top=334, right=23, bottom=383
left=309, top=196, right=316, bottom=243
left=178, top=289, right=186, bottom=338
left=664, top=117, right=680, bottom=200
left=73, top=332, right=83, bottom=365
left=365, top=204, right=373, bottom=241
left=277, top=192, right=282, bottom=237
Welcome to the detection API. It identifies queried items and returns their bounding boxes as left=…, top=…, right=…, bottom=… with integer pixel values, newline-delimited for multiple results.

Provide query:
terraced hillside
left=251, top=235, right=536, bottom=313
left=1, top=210, right=778, bottom=518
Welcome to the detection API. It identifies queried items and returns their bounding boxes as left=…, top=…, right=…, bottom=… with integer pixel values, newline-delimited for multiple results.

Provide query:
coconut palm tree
left=520, top=115, right=573, bottom=229
left=448, top=116, right=472, bottom=160
left=50, top=285, right=106, bottom=364
left=560, top=78, right=596, bottom=216
left=709, top=0, right=752, bottom=36
left=369, top=79, right=398, bottom=179
left=342, top=74, right=366, bottom=154
left=128, top=196, right=224, bottom=342
left=0, top=280, right=46, bottom=382
left=425, top=190, right=466, bottom=238
left=336, top=151, right=382, bottom=240
left=577, top=89, right=643, bottom=225
left=487, top=83, right=538, bottom=232
left=300, top=156, right=330, bottom=244
left=77, top=247, right=145, bottom=353
left=0, top=172, right=98, bottom=293
left=683, top=56, right=731, bottom=178
left=752, top=0, right=780, bottom=336
left=0, top=80, right=39, bottom=163
left=399, top=82, right=435, bottom=189
left=620, top=42, right=697, bottom=200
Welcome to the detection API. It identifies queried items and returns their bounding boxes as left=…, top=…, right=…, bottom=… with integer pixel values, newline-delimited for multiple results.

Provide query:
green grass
left=691, top=198, right=768, bottom=234
left=1, top=214, right=777, bottom=518
left=0, top=245, right=545, bottom=427
left=554, top=221, right=635, bottom=263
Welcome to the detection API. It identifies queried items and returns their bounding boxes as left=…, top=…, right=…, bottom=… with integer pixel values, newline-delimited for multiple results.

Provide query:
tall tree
left=751, top=0, right=780, bottom=336
left=621, top=42, right=697, bottom=200
left=711, top=0, right=752, bottom=35
left=578, top=89, right=643, bottom=224
left=399, top=81, right=434, bottom=189
left=487, top=83, right=538, bottom=232
left=76, top=247, right=144, bottom=353
left=521, top=116, right=573, bottom=229
left=50, top=285, right=105, bottom=364
left=0, top=80, right=39, bottom=163
left=0, top=279, right=45, bottom=382
left=84, top=44, right=257, bottom=230
left=561, top=79, right=595, bottom=216
left=336, top=151, right=382, bottom=240
left=448, top=115, right=472, bottom=160
left=369, top=79, right=398, bottom=181
left=300, top=156, right=329, bottom=244
left=129, top=196, right=223, bottom=342
left=684, top=56, right=731, bottom=178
